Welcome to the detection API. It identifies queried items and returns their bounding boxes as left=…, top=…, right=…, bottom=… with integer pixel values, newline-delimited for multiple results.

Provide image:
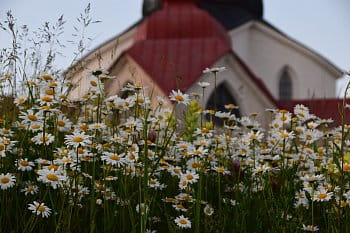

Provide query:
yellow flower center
left=341, top=201, right=349, bottom=207
left=50, top=82, right=58, bottom=87
left=179, top=219, right=187, bottom=225
left=217, top=167, right=225, bottom=173
left=279, top=109, right=288, bottom=114
left=47, top=165, right=59, bottom=171
left=149, top=179, right=156, bottom=185
left=249, top=134, right=256, bottom=140
left=0, top=144, right=5, bottom=151
left=45, top=89, right=54, bottom=95
left=186, top=174, right=193, bottom=180
left=28, top=114, right=38, bottom=121
left=175, top=95, right=184, bottom=102
left=46, top=173, right=58, bottom=181
left=37, top=205, right=46, bottom=212
left=317, top=193, right=327, bottom=199
left=137, top=98, right=144, bottom=103
left=306, top=135, right=312, bottom=141
left=42, top=75, right=53, bottom=81
left=20, top=161, right=29, bottom=166
left=0, top=177, right=9, bottom=184
left=192, top=163, right=200, bottom=168
left=176, top=204, right=184, bottom=209
left=109, top=154, right=120, bottom=161
left=90, top=80, right=97, bottom=87
left=2, top=129, right=9, bottom=134
left=57, top=121, right=65, bottom=127
left=59, top=94, right=67, bottom=99
left=40, top=136, right=49, bottom=142
left=41, top=96, right=53, bottom=102
left=194, top=150, right=202, bottom=155
left=32, top=125, right=41, bottom=129
left=280, top=116, right=287, bottom=122
left=344, top=164, right=350, bottom=171
left=72, top=136, right=84, bottom=143
left=201, top=128, right=209, bottom=133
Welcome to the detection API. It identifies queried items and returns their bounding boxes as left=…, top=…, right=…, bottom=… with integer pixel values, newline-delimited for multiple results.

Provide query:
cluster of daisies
left=0, top=67, right=350, bottom=232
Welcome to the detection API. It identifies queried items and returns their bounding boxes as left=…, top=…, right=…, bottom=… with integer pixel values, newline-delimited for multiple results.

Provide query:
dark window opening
left=206, top=84, right=240, bottom=126
left=279, top=69, right=292, bottom=100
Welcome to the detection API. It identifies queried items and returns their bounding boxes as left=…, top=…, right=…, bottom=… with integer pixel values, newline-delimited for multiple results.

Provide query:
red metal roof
left=278, top=99, right=350, bottom=126
left=127, top=0, right=231, bottom=95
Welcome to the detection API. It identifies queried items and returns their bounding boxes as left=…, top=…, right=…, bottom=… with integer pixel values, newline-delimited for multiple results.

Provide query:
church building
left=67, top=0, right=343, bottom=126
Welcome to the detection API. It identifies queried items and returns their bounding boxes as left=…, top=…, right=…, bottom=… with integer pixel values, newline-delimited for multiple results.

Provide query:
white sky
left=1, top=0, right=349, bottom=96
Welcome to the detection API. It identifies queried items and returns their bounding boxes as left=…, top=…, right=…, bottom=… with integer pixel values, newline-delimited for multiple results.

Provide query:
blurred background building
left=67, top=0, right=344, bottom=125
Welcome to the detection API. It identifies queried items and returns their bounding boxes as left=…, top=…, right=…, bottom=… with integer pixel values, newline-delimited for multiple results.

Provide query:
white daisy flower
left=101, top=152, right=126, bottom=167
left=0, top=128, right=13, bottom=137
left=28, top=122, right=43, bottom=132
left=225, top=103, right=239, bottom=110
left=37, top=168, right=67, bottom=189
left=14, top=95, right=27, bottom=107
left=17, top=158, right=35, bottom=171
left=174, top=215, right=191, bottom=229
left=300, top=129, right=323, bottom=144
left=65, top=131, right=91, bottom=148
left=89, top=122, right=106, bottom=131
left=169, top=90, right=190, bottom=105
left=38, top=95, right=56, bottom=106
left=21, top=183, right=39, bottom=195
left=173, top=203, right=187, bottom=212
left=314, top=189, right=333, bottom=202
left=28, top=201, right=52, bottom=218
left=56, top=115, right=72, bottom=132
left=302, top=224, right=319, bottom=232
left=32, top=133, right=55, bottom=145
left=198, top=81, right=210, bottom=88
left=181, top=171, right=199, bottom=184
left=0, top=173, right=16, bottom=190
left=148, top=178, right=161, bottom=189
left=203, top=66, right=226, bottom=74
left=204, top=205, right=214, bottom=216
left=246, top=130, right=264, bottom=143
left=19, top=110, right=42, bottom=124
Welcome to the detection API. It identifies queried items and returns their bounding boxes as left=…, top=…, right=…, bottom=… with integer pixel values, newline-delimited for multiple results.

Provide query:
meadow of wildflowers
left=1, top=8, right=350, bottom=233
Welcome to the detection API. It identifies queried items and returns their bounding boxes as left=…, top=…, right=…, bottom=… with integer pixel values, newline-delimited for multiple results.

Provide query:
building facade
left=67, top=0, right=343, bottom=125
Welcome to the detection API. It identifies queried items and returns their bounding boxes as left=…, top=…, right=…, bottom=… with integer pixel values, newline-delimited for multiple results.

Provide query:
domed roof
left=199, top=0, right=263, bottom=30
left=142, top=0, right=263, bottom=30
left=137, top=0, right=228, bottom=41
left=128, top=0, right=231, bottom=94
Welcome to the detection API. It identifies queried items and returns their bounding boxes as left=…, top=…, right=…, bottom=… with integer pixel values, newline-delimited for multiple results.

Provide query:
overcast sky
left=1, top=0, right=349, bottom=95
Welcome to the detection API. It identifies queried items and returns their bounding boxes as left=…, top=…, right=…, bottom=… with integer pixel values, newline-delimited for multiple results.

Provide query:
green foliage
left=182, top=100, right=201, bottom=141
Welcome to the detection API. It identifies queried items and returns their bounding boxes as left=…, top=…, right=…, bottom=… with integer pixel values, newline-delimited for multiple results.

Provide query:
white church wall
left=186, top=55, right=276, bottom=128
left=230, top=22, right=339, bottom=100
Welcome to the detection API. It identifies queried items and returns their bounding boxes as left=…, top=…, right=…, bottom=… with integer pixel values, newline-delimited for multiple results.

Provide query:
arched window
left=206, top=83, right=240, bottom=126
left=279, top=69, right=292, bottom=100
